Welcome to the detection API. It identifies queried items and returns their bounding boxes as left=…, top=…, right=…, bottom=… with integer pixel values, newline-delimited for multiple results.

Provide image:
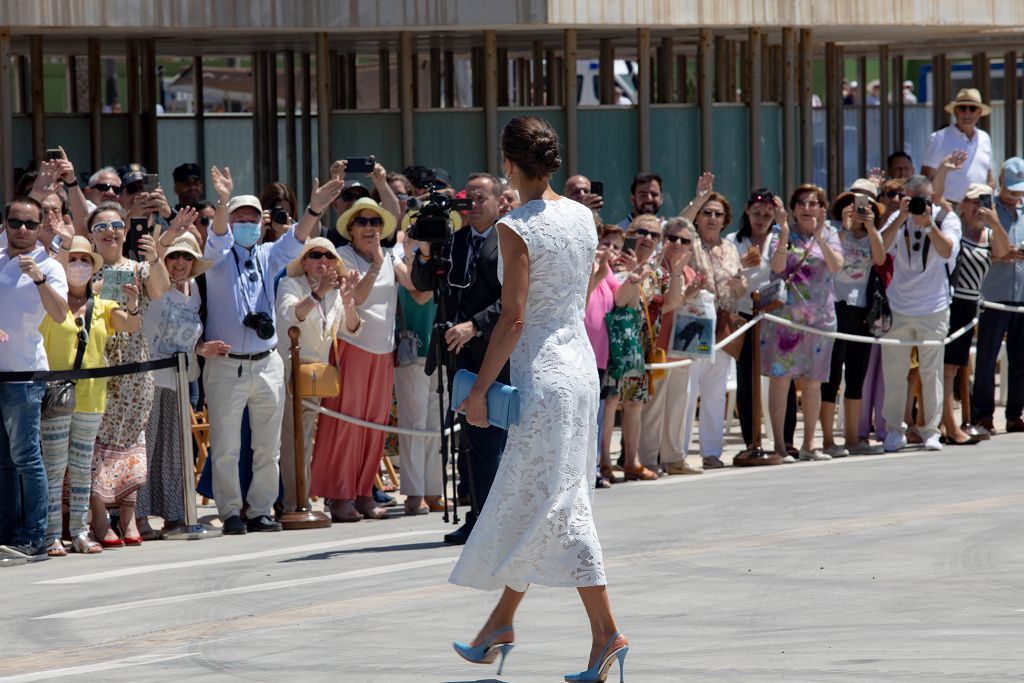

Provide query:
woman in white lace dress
left=451, top=116, right=629, bottom=682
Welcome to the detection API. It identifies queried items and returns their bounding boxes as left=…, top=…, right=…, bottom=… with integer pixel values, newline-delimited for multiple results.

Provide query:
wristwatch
left=33, top=277, right=47, bottom=286
left=306, top=205, right=322, bottom=218
left=62, top=180, right=78, bottom=190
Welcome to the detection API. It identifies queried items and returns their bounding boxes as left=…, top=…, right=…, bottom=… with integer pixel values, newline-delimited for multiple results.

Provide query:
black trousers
left=971, top=304, right=1024, bottom=422
left=737, top=312, right=796, bottom=447
left=456, top=417, right=508, bottom=524
left=821, top=302, right=872, bottom=403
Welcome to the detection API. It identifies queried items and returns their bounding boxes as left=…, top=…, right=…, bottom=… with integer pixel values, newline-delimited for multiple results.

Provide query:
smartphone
left=45, top=148, right=61, bottom=161
left=590, top=180, right=604, bottom=197
left=125, top=217, right=153, bottom=261
left=142, top=174, right=160, bottom=193
left=345, top=156, right=375, bottom=174
left=623, top=236, right=638, bottom=253
left=979, top=194, right=993, bottom=210
left=854, top=194, right=869, bottom=214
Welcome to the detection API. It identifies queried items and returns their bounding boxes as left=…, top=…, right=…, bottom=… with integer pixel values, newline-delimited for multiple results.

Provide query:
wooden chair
left=190, top=405, right=211, bottom=505
left=376, top=453, right=399, bottom=492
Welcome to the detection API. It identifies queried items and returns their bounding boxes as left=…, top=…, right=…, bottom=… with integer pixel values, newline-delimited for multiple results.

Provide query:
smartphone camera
left=979, top=194, right=993, bottom=210
left=45, top=148, right=61, bottom=161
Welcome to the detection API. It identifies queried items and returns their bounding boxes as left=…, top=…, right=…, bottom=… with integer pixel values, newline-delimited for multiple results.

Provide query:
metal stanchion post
left=164, top=351, right=220, bottom=540
left=960, top=356, right=987, bottom=440
left=280, top=326, right=331, bottom=529
left=749, top=293, right=767, bottom=458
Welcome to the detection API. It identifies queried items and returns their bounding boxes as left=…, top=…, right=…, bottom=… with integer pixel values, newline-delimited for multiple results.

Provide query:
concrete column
left=564, top=29, right=578, bottom=176
left=698, top=28, right=714, bottom=172
left=0, top=27, right=14, bottom=203
left=799, top=29, right=812, bottom=182
left=484, top=30, right=498, bottom=174
left=1005, top=51, right=1018, bottom=159
left=748, top=29, right=763, bottom=189
left=30, top=35, right=44, bottom=167
left=637, top=28, right=651, bottom=171
left=88, top=39, right=101, bottom=171
left=399, top=32, right=414, bottom=167
left=782, top=28, right=796, bottom=195
left=316, top=33, right=332, bottom=185
left=285, top=50, right=297, bottom=192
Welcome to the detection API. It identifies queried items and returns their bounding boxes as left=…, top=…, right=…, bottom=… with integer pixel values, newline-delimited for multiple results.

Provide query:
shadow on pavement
left=279, top=540, right=448, bottom=562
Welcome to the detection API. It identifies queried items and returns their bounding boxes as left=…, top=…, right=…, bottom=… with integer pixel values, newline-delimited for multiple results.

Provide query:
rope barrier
left=762, top=312, right=978, bottom=347
left=304, top=399, right=462, bottom=438
left=645, top=313, right=764, bottom=370
left=980, top=300, right=1024, bottom=314
left=0, top=357, right=177, bottom=383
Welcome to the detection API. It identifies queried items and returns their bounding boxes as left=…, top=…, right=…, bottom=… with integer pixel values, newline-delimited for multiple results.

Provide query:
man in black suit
left=410, top=172, right=509, bottom=546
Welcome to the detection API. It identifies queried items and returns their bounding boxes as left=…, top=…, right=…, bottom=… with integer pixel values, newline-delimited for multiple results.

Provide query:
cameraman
left=202, top=165, right=342, bottom=535
left=878, top=174, right=961, bottom=453
left=411, top=173, right=509, bottom=546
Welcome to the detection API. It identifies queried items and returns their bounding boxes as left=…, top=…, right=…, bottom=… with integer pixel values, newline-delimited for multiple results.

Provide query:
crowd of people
left=2, top=86, right=1023, bottom=564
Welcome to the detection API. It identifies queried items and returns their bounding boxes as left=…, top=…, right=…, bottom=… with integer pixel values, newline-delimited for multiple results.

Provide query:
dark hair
left=696, top=192, right=733, bottom=228
left=466, top=172, right=503, bottom=197
left=788, top=184, right=828, bottom=211
left=737, top=188, right=776, bottom=240
left=500, top=115, right=561, bottom=179
left=828, top=193, right=881, bottom=225
left=259, top=182, right=298, bottom=220
left=13, top=171, right=37, bottom=199
left=86, top=201, right=126, bottom=229
left=630, top=172, right=663, bottom=196
left=4, top=196, right=43, bottom=221
left=886, top=151, right=913, bottom=170
left=194, top=199, right=215, bottom=212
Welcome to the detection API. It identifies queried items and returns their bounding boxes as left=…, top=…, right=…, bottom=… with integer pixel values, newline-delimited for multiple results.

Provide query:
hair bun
left=501, top=115, right=562, bottom=179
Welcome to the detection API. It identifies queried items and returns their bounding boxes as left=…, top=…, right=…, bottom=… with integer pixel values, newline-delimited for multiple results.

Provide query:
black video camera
left=243, top=311, right=276, bottom=340
left=407, top=188, right=472, bottom=245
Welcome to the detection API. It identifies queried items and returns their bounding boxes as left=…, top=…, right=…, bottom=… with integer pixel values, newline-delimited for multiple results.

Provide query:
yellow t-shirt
left=40, top=298, right=120, bottom=414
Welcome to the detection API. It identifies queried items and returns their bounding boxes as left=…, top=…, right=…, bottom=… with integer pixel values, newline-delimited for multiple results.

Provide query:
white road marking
left=35, top=557, right=456, bottom=620
left=0, top=653, right=197, bottom=681
left=35, top=529, right=441, bottom=585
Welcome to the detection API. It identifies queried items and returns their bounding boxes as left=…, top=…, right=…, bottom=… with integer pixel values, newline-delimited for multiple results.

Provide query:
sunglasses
left=89, top=182, right=121, bottom=194
left=635, top=228, right=660, bottom=239
left=885, top=191, right=905, bottom=199
left=664, top=234, right=692, bottom=245
left=89, top=220, right=126, bottom=233
left=701, top=209, right=725, bottom=219
left=167, top=252, right=195, bottom=262
left=243, top=259, right=258, bottom=282
left=74, top=316, right=88, bottom=346
left=749, top=192, right=774, bottom=204
left=956, top=105, right=980, bottom=113
left=305, top=251, right=337, bottom=261
left=797, top=200, right=821, bottom=208
left=7, top=218, right=40, bottom=231
left=912, top=230, right=924, bottom=251
left=352, top=216, right=383, bottom=228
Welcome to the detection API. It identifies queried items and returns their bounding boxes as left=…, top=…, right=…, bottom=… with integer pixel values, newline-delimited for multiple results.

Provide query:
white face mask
left=67, top=261, right=94, bottom=287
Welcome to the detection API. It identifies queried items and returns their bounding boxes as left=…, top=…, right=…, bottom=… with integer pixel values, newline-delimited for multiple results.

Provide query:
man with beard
left=172, top=163, right=205, bottom=209
left=616, top=171, right=665, bottom=228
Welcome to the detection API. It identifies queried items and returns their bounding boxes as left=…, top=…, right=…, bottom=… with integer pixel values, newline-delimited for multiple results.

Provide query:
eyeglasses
left=664, top=234, right=692, bottom=245
left=352, top=216, right=384, bottom=228
left=797, top=200, right=821, bottom=208
left=305, top=251, right=337, bottom=261
left=7, top=218, right=41, bottom=231
left=956, top=105, right=980, bottom=113
left=635, top=228, right=660, bottom=239
left=89, top=221, right=125, bottom=233
left=600, top=241, right=622, bottom=251
left=885, top=191, right=905, bottom=199
left=701, top=209, right=725, bottom=219
left=167, top=252, right=195, bottom=262
left=89, top=182, right=121, bottom=194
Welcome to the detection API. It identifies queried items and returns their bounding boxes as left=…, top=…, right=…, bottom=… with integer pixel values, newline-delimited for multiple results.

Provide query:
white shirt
left=275, top=275, right=361, bottom=368
left=883, top=205, right=962, bottom=317
left=921, top=124, right=992, bottom=202
left=727, top=231, right=773, bottom=316
left=338, top=245, right=397, bottom=355
left=0, top=245, right=69, bottom=373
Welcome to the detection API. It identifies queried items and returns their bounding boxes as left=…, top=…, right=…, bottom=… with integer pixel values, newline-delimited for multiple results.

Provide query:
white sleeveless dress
left=449, top=197, right=607, bottom=592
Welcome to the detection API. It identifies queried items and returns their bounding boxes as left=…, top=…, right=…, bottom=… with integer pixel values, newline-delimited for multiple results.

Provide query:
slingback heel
left=452, top=625, right=515, bottom=676
left=564, top=631, right=628, bottom=683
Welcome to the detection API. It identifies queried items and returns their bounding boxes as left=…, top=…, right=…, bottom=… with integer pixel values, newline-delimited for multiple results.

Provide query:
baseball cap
left=963, top=183, right=994, bottom=200
left=226, top=194, right=263, bottom=215
left=341, top=181, right=371, bottom=199
left=1001, top=157, right=1024, bottom=192
left=119, top=162, right=147, bottom=185
left=173, top=163, right=202, bottom=183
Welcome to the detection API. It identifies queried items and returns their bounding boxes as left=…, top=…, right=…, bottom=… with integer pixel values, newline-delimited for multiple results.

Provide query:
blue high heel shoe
left=564, top=631, right=628, bottom=683
left=452, top=626, right=516, bottom=676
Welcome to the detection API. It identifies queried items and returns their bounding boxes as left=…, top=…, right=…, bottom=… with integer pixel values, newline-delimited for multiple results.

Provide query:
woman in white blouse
left=276, top=237, right=362, bottom=514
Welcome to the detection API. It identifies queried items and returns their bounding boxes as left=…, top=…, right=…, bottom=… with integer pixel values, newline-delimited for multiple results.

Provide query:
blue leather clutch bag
left=451, top=369, right=521, bottom=430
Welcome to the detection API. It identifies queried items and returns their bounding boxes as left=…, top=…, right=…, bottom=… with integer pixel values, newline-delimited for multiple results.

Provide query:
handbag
left=715, top=309, right=746, bottom=360
left=866, top=266, right=892, bottom=337
left=297, top=321, right=341, bottom=398
left=639, top=287, right=667, bottom=382
left=42, top=297, right=93, bottom=420
left=394, top=295, right=420, bottom=368
left=451, top=369, right=521, bottom=430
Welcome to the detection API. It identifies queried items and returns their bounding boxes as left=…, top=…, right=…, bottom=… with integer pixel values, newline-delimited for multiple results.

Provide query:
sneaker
left=781, top=454, right=798, bottom=464
left=0, top=543, right=49, bottom=563
left=222, top=515, right=247, bottom=535
left=822, top=444, right=849, bottom=458
left=883, top=429, right=907, bottom=452
left=246, top=515, right=283, bottom=532
left=848, top=442, right=885, bottom=456
left=799, top=448, right=832, bottom=461
left=373, top=488, right=398, bottom=507
left=923, top=434, right=943, bottom=451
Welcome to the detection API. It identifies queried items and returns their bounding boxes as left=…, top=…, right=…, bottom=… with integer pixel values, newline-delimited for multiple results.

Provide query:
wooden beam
left=835, top=44, right=845, bottom=190
left=749, top=29, right=763, bottom=189
left=300, top=52, right=312, bottom=200
left=0, top=28, right=14, bottom=202
left=285, top=50, right=297, bottom=192
left=893, top=54, right=905, bottom=153
left=430, top=44, right=441, bottom=108
left=251, top=52, right=264, bottom=191
left=193, top=56, right=205, bottom=180
left=87, top=39, right=101, bottom=172
left=825, top=42, right=839, bottom=197
left=599, top=38, right=614, bottom=105
left=126, top=39, right=141, bottom=163
left=782, top=27, right=796, bottom=195
left=1006, top=51, right=1018, bottom=159
left=30, top=35, right=44, bottom=167
left=268, top=51, right=279, bottom=181
left=142, top=39, right=158, bottom=172
left=974, top=52, right=991, bottom=132
left=399, top=32, right=414, bottom=166
left=857, top=56, right=867, bottom=178
left=378, top=45, right=390, bottom=109
left=471, top=48, right=483, bottom=108
left=676, top=54, right=687, bottom=103
left=444, top=49, right=455, bottom=108
left=637, top=28, right=651, bottom=171
left=659, top=36, right=674, bottom=104
left=67, top=55, right=78, bottom=114
left=932, top=54, right=946, bottom=132
left=315, top=34, right=332, bottom=186
left=799, top=29, right=812, bottom=183
left=545, top=49, right=557, bottom=106
left=698, top=28, right=714, bottom=172
left=714, top=35, right=728, bottom=103
left=532, top=41, right=544, bottom=106
left=564, top=29, right=578, bottom=176
left=497, top=48, right=509, bottom=107
left=329, top=50, right=341, bottom=110
left=879, top=45, right=890, bottom=166
left=345, top=51, right=356, bottom=109
left=484, top=30, right=498, bottom=174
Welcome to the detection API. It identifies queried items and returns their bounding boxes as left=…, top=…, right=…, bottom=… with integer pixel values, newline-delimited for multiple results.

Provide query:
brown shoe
left=404, top=496, right=429, bottom=516
left=665, top=461, right=703, bottom=475
left=1007, top=418, right=1024, bottom=433
left=623, top=465, right=659, bottom=481
left=328, top=499, right=362, bottom=523
left=733, top=448, right=755, bottom=467
left=425, top=496, right=450, bottom=513
left=599, top=465, right=619, bottom=484
left=355, top=496, right=388, bottom=520
left=746, top=450, right=783, bottom=466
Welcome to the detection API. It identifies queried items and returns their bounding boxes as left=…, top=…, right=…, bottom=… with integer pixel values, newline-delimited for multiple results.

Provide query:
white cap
left=226, top=194, right=262, bottom=215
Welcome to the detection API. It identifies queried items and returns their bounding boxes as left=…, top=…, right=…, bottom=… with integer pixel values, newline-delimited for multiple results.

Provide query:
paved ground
left=3, top=429, right=1024, bottom=682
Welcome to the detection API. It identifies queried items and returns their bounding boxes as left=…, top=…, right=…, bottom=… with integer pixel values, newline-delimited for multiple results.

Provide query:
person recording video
left=410, top=172, right=509, bottom=546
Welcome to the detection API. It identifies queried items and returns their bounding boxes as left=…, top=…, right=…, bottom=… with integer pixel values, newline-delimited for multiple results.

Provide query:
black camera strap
left=230, top=247, right=269, bottom=320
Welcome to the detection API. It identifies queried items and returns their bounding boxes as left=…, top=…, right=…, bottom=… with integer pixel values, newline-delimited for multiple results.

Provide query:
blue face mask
left=232, top=222, right=262, bottom=248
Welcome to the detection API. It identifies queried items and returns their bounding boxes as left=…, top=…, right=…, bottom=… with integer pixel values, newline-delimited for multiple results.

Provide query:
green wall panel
left=760, top=104, right=784, bottom=199
left=650, top=106, right=699, bottom=219
left=710, top=105, right=750, bottom=234
left=578, top=107, right=637, bottom=224
left=331, top=112, right=402, bottom=182
left=413, top=110, right=486, bottom=189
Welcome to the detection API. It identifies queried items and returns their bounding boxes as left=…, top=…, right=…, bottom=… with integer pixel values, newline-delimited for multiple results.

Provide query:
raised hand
left=867, top=166, right=884, bottom=187
left=329, top=159, right=348, bottom=184
left=370, top=160, right=386, bottom=184
left=941, top=150, right=968, bottom=172
left=137, top=234, right=159, bottom=264
left=167, top=206, right=198, bottom=241
left=773, top=196, right=788, bottom=227
left=210, top=165, right=233, bottom=201
left=309, top=177, right=345, bottom=213
left=18, top=255, right=44, bottom=282
left=339, top=270, right=357, bottom=309
left=694, top=171, right=715, bottom=201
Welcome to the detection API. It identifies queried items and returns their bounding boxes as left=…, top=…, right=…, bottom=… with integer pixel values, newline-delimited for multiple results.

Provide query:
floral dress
left=760, top=229, right=840, bottom=381
left=92, top=259, right=155, bottom=505
left=607, top=265, right=668, bottom=403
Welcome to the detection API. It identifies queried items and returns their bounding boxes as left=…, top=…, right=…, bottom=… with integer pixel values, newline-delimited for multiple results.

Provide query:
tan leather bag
left=297, top=326, right=341, bottom=398
left=640, top=290, right=667, bottom=383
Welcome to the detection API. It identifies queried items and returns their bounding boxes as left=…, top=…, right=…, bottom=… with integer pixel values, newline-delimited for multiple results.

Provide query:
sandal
left=71, top=533, right=103, bottom=554
left=622, top=465, right=659, bottom=481
left=599, top=465, right=618, bottom=484
left=48, top=540, right=67, bottom=557
left=425, top=497, right=451, bottom=513
left=355, top=496, right=388, bottom=520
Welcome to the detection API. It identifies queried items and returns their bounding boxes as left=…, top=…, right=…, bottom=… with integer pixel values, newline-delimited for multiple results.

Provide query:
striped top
left=952, top=228, right=992, bottom=302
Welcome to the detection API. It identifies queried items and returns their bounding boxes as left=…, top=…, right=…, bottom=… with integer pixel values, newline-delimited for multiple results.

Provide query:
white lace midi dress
left=449, top=197, right=607, bottom=593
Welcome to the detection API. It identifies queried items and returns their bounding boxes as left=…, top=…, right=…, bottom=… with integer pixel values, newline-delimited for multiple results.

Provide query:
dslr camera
left=908, top=195, right=931, bottom=216
left=407, top=185, right=472, bottom=245
left=243, top=311, right=276, bottom=340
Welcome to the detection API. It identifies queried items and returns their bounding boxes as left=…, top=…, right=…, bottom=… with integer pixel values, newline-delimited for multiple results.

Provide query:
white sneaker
left=923, top=434, right=943, bottom=451
left=823, top=444, right=849, bottom=458
left=883, top=429, right=907, bottom=452
left=799, top=448, right=832, bottom=461
left=781, top=454, right=798, bottom=464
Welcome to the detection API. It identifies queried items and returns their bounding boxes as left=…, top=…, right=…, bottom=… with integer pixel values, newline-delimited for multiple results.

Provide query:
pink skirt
left=310, top=341, right=394, bottom=500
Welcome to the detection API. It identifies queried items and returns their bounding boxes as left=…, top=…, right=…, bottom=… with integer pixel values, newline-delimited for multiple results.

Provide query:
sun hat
left=68, top=235, right=103, bottom=274
left=226, top=194, right=263, bottom=215
left=335, top=197, right=397, bottom=241
left=963, top=183, right=995, bottom=201
left=829, top=192, right=885, bottom=222
left=945, top=88, right=992, bottom=117
left=286, top=237, right=346, bottom=278
left=849, top=178, right=879, bottom=200
left=163, top=233, right=212, bottom=279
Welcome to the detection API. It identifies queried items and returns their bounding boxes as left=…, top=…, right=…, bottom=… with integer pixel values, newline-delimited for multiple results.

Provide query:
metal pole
left=484, top=30, right=498, bottom=174
left=399, top=31, right=414, bottom=167
left=637, top=27, right=651, bottom=172
left=749, top=29, right=763, bottom=190
left=564, top=29, right=578, bottom=176
left=0, top=28, right=13, bottom=204
left=782, top=27, right=796, bottom=195
left=87, top=39, right=101, bottom=173
left=698, top=28, right=714, bottom=172
left=315, top=33, right=332, bottom=187
left=30, top=35, right=44, bottom=167
left=799, top=29, right=812, bottom=182
left=163, top=352, right=219, bottom=540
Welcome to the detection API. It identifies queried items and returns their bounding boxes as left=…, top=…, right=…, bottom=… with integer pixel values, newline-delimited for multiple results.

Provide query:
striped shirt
left=952, top=228, right=992, bottom=302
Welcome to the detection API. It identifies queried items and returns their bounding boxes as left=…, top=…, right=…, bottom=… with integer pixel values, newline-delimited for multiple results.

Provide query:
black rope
left=0, top=357, right=177, bottom=383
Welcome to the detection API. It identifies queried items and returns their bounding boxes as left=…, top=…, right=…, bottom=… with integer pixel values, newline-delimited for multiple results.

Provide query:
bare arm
left=370, top=163, right=402, bottom=221
left=983, top=209, right=1011, bottom=260
left=210, top=166, right=232, bottom=237
left=679, top=171, right=714, bottom=222
left=770, top=226, right=790, bottom=274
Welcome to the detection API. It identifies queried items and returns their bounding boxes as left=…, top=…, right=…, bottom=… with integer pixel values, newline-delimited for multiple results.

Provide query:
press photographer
left=410, top=172, right=509, bottom=546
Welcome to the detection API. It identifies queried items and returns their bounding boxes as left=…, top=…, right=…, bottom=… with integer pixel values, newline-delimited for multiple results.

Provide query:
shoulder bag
left=297, top=313, right=342, bottom=398
left=42, top=297, right=94, bottom=420
left=394, top=294, right=421, bottom=368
